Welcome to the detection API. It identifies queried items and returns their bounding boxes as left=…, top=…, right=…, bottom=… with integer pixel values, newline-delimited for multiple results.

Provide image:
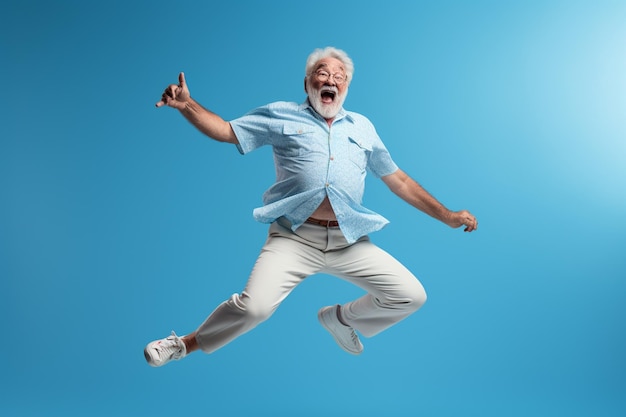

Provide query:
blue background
left=2, top=1, right=625, bottom=416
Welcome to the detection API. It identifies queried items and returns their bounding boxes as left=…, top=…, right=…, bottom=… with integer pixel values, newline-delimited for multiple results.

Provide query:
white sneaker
left=318, top=305, right=363, bottom=355
left=144, top=331, right=187, bottom=367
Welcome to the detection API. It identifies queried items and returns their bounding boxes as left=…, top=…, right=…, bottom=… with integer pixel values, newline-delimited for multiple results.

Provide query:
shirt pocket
left=275, top=123, right=316, bottom=157
left=347, top=136, right=372, bottom=172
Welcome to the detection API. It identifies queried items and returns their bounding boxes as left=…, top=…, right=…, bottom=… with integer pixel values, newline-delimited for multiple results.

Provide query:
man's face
left=305, top=57, right=349, bottom=120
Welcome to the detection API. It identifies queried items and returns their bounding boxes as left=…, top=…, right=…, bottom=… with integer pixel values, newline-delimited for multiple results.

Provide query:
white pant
left=195, top=219, right=427, bottom=353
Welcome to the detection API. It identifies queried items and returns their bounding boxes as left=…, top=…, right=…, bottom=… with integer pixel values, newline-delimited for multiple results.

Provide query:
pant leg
left=195, top=222, right=325, bottom=353
left=324, top=235, right=427, bottom=337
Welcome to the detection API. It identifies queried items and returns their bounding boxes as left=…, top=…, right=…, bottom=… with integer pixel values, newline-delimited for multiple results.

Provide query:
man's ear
left=303, top=77, right=308, bottom=94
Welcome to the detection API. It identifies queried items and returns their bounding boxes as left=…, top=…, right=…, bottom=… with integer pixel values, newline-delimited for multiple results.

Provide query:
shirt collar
left=300, top=99, right=354, bottom=124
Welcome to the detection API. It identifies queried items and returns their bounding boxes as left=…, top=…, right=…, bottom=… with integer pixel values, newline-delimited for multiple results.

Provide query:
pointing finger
left=179, top=72, right=186, bottom=88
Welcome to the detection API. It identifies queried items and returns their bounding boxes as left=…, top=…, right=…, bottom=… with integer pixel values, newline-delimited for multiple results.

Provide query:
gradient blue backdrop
left=2, top=1, right=625, bottom=416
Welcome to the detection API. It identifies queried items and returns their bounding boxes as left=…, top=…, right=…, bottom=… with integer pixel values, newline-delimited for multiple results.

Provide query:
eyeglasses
left=312, top=70, right=347, bottom=85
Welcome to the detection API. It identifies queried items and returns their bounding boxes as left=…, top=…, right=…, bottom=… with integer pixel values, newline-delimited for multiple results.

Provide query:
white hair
left=305, top=47, right=354, bottom=82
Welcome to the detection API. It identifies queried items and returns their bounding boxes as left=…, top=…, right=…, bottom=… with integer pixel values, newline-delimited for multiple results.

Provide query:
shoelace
left=349, top=328, right=360, bottom=346
left=155, top=332, right=184, bottom=360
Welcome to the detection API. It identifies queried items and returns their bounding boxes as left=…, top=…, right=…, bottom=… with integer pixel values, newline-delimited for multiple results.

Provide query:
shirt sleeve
left=368, top=138, right=398, bottom=178
left=230, top=105, right=273, bottom=155
left=364, top=121, right=399, bottom=178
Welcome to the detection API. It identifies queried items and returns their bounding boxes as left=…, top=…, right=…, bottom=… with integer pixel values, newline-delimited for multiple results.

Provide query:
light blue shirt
left=230, top=101, right=399, bottom=243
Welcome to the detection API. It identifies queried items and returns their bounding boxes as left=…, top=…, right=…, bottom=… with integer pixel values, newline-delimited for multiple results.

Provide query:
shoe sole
left=318, top=308, right=363, bottom=355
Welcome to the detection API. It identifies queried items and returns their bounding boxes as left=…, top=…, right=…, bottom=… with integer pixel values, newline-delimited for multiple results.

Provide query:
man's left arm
left=382, top=169, right=478, bottom=232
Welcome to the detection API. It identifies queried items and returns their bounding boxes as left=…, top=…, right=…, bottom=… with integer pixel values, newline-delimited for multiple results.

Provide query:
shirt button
left=325, top=183, right=330, bottom=187
left=330, top=156, right=334, bottom=161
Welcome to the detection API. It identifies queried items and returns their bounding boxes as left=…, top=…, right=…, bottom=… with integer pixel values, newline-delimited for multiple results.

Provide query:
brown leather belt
left=305, top=217, right=340, bottom=228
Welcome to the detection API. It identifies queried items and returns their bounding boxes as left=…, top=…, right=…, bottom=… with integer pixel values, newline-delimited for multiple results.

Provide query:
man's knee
left=409, top=285, right=427, bottom=311
left=230, top=293, right=276, bottom=324
left=400, top=282, right=427, bottom=312
left=380, top=281, right=427, bottom=312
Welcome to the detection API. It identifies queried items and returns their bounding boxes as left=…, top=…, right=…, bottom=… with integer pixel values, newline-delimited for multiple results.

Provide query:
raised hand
left=156, top=72, right=190, bottom=110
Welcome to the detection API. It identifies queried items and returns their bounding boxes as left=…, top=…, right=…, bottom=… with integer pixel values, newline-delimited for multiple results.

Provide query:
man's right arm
left=179, top=98, right=238, bottom=144
left=156, top=72, right=239, bottom=145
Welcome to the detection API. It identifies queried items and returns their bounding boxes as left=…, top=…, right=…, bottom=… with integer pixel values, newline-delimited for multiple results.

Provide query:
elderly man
left=144, top=47, right=477, bottom=367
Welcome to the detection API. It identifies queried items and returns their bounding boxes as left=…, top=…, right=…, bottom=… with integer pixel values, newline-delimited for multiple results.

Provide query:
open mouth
left=320, top=87, right=337, bottom=103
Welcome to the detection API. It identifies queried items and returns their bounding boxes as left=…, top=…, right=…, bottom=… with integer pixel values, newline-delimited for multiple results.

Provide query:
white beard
left=307, top=84, right=348, bottom=119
